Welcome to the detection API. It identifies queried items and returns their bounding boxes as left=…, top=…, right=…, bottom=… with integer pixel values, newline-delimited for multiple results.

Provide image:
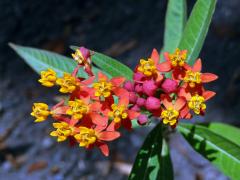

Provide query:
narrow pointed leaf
left=178, top=123, right=240, bottom=180
left=160, top=139, right=174, bottom=180
left=200, top=122, right=240, bottom=146
left=178, top=0, right=217, bottom=65
left=9, top=43, right=99, bottom=78
left=163, top=0, right=187, bottom=53
left=129, top=124, right=173, bottom=180
left=70, top=45, right=133, bottom=80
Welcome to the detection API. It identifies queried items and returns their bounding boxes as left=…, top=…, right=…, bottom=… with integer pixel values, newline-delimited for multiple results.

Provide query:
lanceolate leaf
left=178, top=0, right=217, bottom=65
left=178, top=123, right=240, bottom=180
left=160, top=139, right=174, bottom=180
left=129, top=124, right=173, bottom=180
left=202, top=122, right=240, bottom=146
left=9, top=43, right=95, bottom=78
left=70, top=45, right=133, bottom=80
left=163, top=0, right=187, bottom=54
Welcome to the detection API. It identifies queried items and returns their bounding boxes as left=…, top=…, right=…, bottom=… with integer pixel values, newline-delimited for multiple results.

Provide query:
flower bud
left=137, top=114, right=148, bottom=125
left=124, top=80, right=134, bottom=92
left=145, top=97, right=161, bottom=110
left=161, top=79, right=178, bottom=93
left=143, top=80, right=157, bottom=96
left=135, top=84, right=143, bottom=94
left=79, top=47, right=90, bottom=60
left=136, top=97, right=146, bottom=107
left=133, top=72, right=145, bottom=81
left=129, top=92, right=138, bottom=103
left=131, top=105, right=140, bottom=112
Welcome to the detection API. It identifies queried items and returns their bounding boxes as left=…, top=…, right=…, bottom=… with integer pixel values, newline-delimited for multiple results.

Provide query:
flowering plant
left=10, top=0, right=240, bottom=179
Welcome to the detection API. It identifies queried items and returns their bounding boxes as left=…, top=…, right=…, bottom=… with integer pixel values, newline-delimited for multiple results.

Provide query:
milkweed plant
left=9, top=0, right=240, bottom=179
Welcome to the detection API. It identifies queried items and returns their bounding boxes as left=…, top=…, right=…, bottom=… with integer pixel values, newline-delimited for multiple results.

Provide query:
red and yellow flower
left=160, top=95, right=186, bottom=127
left=74, top=126, right=120, bottom=156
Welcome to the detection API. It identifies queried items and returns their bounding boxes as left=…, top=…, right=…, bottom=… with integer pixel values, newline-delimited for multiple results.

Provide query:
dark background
left=0, top=0, right=240, bottom=179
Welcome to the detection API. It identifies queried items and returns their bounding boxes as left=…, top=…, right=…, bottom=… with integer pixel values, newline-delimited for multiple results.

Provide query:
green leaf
left=178, top=0, right=217, bottom=65
left=160, top=139, right=174, bottom=180
left=163, top=0, right=187, bottom=53
left=70, top=45, right=133, bottom=80
left=178, top=123, right=240, bottom=180
left=202, top=122, right=240, bottom=146
left=129, top=124, right=173, bottom=180
left=9, top=43, right=96, bottom=78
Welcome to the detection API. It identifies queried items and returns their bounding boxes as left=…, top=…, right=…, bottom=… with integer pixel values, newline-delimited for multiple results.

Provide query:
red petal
left=201, top=73, right=218, bottom=83
left=51, top=100, right=65, bottom=110
left=180, top=105, right=190, bottom=118
left=95, top=125, right=107, bottom=132
left=127, top=110, right=140, bottom=120
left=157, top=62, right=171, bottom=72
left=90, top=102, right=102, bottom=112
left=107, top=121, right=121, bottom=131
left=183, top=63, right=191, bottom=70
left=163, top=52, right=170, bottom=62
left=112, top=87, right=129, bottom=98
left=82, top=76, right=95, bottom=85
left=69, top=118, right=79, bottom=126
left=110, top=77, right=125, bottom=86
left=193, top=59, right=202, bottom=72
left=98, top=71, right=108, bottom=81
left=161, top=94, right=173, bottom=109
left=174, top=97, right=186, bottom=111
left=151, top=48, right=160, bottom=64
left=119, top=96, right=129, bottom=106
left=178, top=88, right=191, bottom=100
left=91, top=113, right=108, bottom=127
left=203, top=91, right=216, bottom=101
left=98, top=143, right=109, bottom=156
left=98, top=131, right=120, bottom=141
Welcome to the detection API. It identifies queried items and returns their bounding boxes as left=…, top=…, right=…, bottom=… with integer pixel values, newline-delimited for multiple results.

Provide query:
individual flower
left=179, top=87, right=216, bottom=115
left=160, top=95, right=186, bottom=127
left=183, top=59, right=218, bottom=89
left=50, top=122, right=75, bottom=142
left=137, top=58, right=157, bottom=77
left=158, top=48, right=188, bottom=79
left=93, top=72, right=125, bottom=98
left=31, top=103, right=50, bottom=122
left=108, top=104, right=128, bottom=123
left=136, top=49, right=163, bottom=83
left=38, top=69, right=57, bottom=87
left=72, top=47, right=93, bottom=76
left=74, top=126, right=120, bottom=156
left=56, top=73, right=80, bottom=93
left=72, top=47, right=90, bottom=65
left=66, top=99, right=89, bottom=120
left=107, top=96, right=139, bottom=130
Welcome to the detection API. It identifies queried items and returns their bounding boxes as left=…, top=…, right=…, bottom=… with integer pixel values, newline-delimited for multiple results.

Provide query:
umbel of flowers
left=31, top=47, right=217, bottom=156
left=124, top=48, right=218, bottom=128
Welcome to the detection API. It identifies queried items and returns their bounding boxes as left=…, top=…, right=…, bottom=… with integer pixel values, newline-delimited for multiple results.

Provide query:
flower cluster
left=31, top=47, right=217, bottom=156
left=124, top=48, right=218, bottom=128
left=31, top=47, right=139, bottom=156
